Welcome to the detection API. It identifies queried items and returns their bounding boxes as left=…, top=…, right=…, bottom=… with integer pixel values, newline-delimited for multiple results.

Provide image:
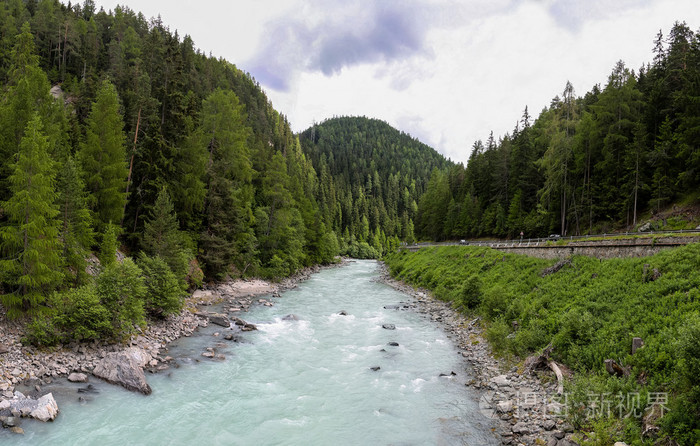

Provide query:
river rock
left=1, top=416, right=18, bottom=427
left=282, top=314, right=301, bottom=321
left=92, top=347, right=152, bottom=395
left=3, top=393, right=59, bottom=422
left=208, top=314, right=230, bottom=328
left=30, top=393, right=59, bottom=422
left=512, top=422, right=530, bottom=435
left=382, top=324, right=396, bottom=330
left=387, top=342, right=399, bottom=346
left=9, top=426, right=24, bottom=434
left=496, top=400, right=513, bottom=413
left=543, top=419, right=557, bottom=431
left=490, top=375, right=510, bottom=387
left=232, top=317, right=257, bottom=331
left=370, top=366, right=381, bottom=371
left=67, top=372, right=88, bottom=383
left=77, top=384, right=99, bottom=394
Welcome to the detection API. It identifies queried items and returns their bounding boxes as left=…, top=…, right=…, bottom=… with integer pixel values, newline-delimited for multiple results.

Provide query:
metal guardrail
left=402, top=228, right=700, bottom=250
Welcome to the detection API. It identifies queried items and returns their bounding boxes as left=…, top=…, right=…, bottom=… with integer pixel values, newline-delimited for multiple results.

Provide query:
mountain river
left=3, top=260, right=500, bottom=445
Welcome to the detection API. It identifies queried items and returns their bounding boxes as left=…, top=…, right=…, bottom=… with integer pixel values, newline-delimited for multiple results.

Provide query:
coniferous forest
left=416, top=22, right=700, bottom=240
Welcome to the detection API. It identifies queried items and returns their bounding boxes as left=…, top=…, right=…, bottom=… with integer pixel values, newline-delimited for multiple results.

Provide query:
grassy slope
left=384, top=245, right=700, bottom=445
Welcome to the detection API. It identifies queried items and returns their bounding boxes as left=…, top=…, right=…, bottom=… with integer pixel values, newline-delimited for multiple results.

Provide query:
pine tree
left=198, top=89, right=257, bottom=278
left=0, top=23, right=54, bottom=202
left=142, top=187, right=188, bottom=280
left=57, top=156, right=95, bottom=285
left=79, top=79, right=128, bottom=230
left=0, top=114, right=63, bottom=316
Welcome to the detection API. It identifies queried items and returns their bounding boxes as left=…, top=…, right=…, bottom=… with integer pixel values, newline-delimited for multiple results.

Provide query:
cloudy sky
left=92, top=0, right=698, bottom=163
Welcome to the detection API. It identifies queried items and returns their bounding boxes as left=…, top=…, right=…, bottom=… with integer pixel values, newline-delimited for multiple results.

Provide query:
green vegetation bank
left=384, top=245, right=700, bottom=445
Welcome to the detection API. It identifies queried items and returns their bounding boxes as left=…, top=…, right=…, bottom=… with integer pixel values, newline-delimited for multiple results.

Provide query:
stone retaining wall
left=492, top=237, right=699, bottom=259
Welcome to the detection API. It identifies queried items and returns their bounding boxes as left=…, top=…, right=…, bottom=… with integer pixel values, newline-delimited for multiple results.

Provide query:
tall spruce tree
left=0, top=114, right=62, bottom=316
left=0, top=23, right=53, bottom=202
left=57, top=156, right=95, bottom=286
left=79, top=79, right=128, bottom=230
left=142, top=186, right=188, bottom=280
left=198, top=89, right=257, bottom=278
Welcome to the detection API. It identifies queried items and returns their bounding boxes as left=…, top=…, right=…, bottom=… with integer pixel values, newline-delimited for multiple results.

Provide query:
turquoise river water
left=2, top=260, right=499, bottom=445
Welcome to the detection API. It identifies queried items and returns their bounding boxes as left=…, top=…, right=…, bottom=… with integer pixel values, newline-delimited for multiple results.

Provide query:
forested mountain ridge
left=299, top=116, right=452, bottom=255
left=417, top=21, right=700, bottom=241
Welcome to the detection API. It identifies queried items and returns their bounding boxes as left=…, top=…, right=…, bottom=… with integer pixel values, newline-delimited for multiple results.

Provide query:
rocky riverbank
left=0, top=261, right=338, bottom=432
left=377, top=263, right=581, bottom=446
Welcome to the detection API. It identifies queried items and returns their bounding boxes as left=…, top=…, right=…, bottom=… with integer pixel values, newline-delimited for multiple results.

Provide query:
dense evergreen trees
left=298, top=117, right=450, bottom=254
left=416, top=21, right=700, bottom=240
left=0, top=1, right=343, bottom=325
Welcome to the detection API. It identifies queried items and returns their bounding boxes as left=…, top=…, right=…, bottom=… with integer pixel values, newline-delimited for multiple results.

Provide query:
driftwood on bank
left=523, top=344, right=565, bottom=395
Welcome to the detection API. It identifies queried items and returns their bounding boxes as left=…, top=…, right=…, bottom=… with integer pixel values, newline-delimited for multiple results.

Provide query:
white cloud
left=93, top=0, right=699, bottom=164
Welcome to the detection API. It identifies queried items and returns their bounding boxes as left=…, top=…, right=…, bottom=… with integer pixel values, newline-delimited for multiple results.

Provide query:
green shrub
left=186, top=257, right=204, bottom=289
left=457, top=275, right=482, bottom=309
left=96, top=258, right=147, bottom=338
left=99, top=223, right=120, bottom=267
left=485, top=318, right=511, bottom=354
left=24, top=316, right=60, bottom=347
left=318, top=231, right=340, bottom=264
left=137, top=253, right=187, bottom=318
left=52, top=284, right=112, bottom=341
left=480, top=285, right=509, bottom=319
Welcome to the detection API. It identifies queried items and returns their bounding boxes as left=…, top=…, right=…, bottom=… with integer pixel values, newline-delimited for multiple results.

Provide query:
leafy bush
left=137, top=253, right=187, bottom=318
left=457, top=275, right=482, bottom=309
left=96, top=258, right=147, bottom=338
left=24, top=316, right=60, bottom=347
left=480, top=285, right=510, bottom=319
left=318, top=230, right=340, bottom=264
left=52, top=284, right=112, bottom=341
left=485, top=318, right=510, bottom=353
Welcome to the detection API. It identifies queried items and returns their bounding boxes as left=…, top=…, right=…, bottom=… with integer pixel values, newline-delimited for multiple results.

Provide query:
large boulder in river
left=92, top=347, right=152, bottom=395
left=30, top=393, right=59, bottom=422
left=4, top=392, right=59, bottom=422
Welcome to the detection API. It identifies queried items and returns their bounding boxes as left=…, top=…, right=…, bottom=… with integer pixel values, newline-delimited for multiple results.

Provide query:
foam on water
left=3, top=260, right=500, bottom=446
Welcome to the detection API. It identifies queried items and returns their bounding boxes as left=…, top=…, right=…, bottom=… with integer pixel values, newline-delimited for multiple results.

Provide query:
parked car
left=459, top=240, right=468, bottom=245
left=548, top=234, right=561, bottom=239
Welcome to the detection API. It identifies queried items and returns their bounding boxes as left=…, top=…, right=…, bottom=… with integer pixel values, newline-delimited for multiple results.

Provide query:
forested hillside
left=0, top=1, right=444, bottom=339
left=417, top=21, right=700, bottom=241
left=0, top=0, right=337, bottom=339
left=299, top=117, right=451, bottom=256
